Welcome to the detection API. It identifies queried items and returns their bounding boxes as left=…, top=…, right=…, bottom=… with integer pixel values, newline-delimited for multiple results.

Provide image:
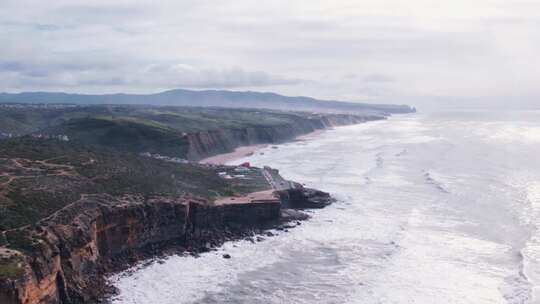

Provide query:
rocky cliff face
left=187, top=113, right=383, bottom=160
left=0, top=194, right=281, bottom=304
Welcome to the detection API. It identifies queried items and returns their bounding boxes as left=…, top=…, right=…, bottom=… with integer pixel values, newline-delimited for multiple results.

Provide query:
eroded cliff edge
left=0, top=137, right=335, bottom=304
left=0, top=192, right=283, bottom=304
left=185, top=113, right=384, bottom=160
left=0, top=186, right=330, bottom=304
left=0, top=105, right=387, bottom=161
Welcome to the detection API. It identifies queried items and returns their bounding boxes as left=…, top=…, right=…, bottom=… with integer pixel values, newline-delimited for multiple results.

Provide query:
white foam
left=112, top=111, right=540, bottom=304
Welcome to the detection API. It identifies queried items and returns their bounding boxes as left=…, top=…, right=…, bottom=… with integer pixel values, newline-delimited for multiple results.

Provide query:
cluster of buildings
left=0, top=103, right=78, bottom=109
left=217, top=162, right=252, bottom=179
left=30, top=134, right=70, bottom=141
left=0, top=132, right=69, bottom=141
left=0, top=132, right=14, bottom=139
left=140, top=152, right=189, bottom=164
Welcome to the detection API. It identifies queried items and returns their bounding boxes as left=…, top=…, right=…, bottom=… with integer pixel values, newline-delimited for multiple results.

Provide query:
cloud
left=0, top=58, right=301, bottom=92
left=141, top=64, right=302, bottom=88
left=0, top=0, right=539, bottom=107
left=362, top=74, right=396, bottom=83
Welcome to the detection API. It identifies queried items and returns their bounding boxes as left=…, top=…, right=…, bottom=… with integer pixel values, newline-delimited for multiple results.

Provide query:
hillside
left=0, top=105, right=386, bottom=160
left=0, top=102, right=394, bottom=303
left=0, top=138, right=242, bottom=231
left=0, top=138, right=324, bottom=304
left=0, top=89, right=415, bottom=114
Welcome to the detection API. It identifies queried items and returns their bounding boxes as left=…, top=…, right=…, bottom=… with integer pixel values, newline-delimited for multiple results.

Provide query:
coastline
left=199, top=144, right=268, bottom=165
left=0, top=119, right=372, bottom=304
left=199, top=129, right=328, bottom=165
left=0, top=97, right=413, bottom=304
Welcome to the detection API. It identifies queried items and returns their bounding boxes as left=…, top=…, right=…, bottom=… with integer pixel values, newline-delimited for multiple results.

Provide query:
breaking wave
left=112, top=110, right=540, bottom=304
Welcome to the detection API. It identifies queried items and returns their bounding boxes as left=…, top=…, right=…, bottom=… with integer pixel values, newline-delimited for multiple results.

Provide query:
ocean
left=109, top=110, right=540, bottom=303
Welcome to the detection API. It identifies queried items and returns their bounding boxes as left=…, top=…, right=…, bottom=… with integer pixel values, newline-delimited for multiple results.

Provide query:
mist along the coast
left=109, top=110, right=540, bottom=304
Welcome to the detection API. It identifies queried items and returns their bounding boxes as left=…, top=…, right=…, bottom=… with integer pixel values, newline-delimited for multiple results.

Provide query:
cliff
left=0, top=105, right=386, bottom=161
left=0, top=109, right=374, bottom=303
left=186, top=113, right=383, bottom=160
left=0, top=193, right=282, bottom=304
left=0, top=184, right=331, bottom=304
left=0, top=138, right=283, bottom=303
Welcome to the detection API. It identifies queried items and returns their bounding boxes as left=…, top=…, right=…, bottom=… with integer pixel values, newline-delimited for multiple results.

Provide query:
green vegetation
left=0, top=256, right=24, bottom=279
left=0, top=104, right=331, bottom=231
left=0, top=104, right=311, bottom=134
left=0, top=138, right=252, bottom=230
left=0, top=104, right=325, bottom=158
left=3, top=230, right=38, bottom=254
left=93, top=115, right=175, bottom=131
left=57, top=117, right=191, bottom=158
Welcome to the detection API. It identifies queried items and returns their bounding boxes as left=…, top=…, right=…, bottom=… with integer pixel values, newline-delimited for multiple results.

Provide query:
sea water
left=110, top=110, right=540, bottom=303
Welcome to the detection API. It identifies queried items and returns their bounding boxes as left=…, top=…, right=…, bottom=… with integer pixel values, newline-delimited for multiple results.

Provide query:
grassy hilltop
left=0, top=104, right=378, bottom=159
left=0, top=138, right=242, bottom=231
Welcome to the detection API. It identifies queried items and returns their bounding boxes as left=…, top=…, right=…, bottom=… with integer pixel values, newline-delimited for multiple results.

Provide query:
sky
left=1, top=0, right=539, bottom=108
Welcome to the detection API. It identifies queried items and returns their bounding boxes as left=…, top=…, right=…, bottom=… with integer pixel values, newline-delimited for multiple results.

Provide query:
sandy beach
left=199, top=144, right=268, bottom=165
left=199, top=129, right=328, bottom=165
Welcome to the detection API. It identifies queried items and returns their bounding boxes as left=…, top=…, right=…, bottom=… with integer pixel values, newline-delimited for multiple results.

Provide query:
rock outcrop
left=0, top=130, right=343, bottom=304
left=0, top=193, right=281, bottom=304
left=277, top=187, right=335, bottom=209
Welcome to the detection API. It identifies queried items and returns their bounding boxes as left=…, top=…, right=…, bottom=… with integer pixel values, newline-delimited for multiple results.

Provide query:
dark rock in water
left=280, top=209, right=310, bottom=221
left=222, top=254, right=231, bottom=259
left=256, top=236, right=264, bottom=242
left=266, top=231, right=275, bottom=237
left=277, top=187, right=335, bottom=209
left=200, top=243, right=211, bottom=252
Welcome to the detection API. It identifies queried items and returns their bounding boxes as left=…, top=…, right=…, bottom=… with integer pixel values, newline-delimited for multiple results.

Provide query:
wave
left=423, top=171, right=450, bottom=194
left=516, top=181, right=540, bottom=303
left=395, top=149, right=408, bottom=157
left=507, top=249, right=534, bottom=304
left=375, top=152, right=384, bottom=168
left=475, top=123, right=540, bottom=144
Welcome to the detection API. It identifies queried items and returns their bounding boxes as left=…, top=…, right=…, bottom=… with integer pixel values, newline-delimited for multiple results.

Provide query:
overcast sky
left=1, top=0, right=539, bottom=108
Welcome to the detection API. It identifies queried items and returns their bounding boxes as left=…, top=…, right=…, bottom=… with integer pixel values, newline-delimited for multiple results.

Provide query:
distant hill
left=0, top=89, right=415, bottom=114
